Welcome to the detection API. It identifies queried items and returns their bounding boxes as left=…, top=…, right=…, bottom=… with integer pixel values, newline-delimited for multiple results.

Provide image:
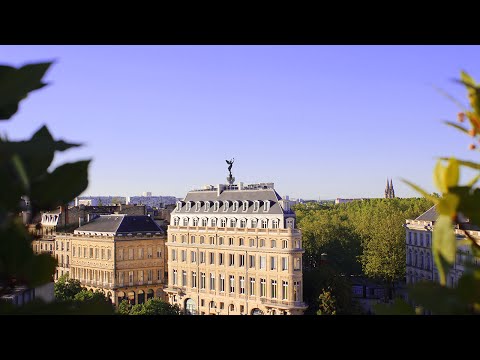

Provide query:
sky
left=1, top=45, right=479, bottom=200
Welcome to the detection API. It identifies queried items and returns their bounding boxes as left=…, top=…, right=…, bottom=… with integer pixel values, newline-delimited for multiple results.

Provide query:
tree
left=117, top=299, right=131, bottom=315
left=317, top=287, right=337, bottom=315
left=118, top=297, right=181, bottom=315
left=54, top=273, right=83, bottom=300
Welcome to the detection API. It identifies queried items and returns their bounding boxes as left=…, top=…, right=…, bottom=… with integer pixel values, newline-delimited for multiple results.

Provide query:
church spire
left=384, top=178, right=395, bottom=198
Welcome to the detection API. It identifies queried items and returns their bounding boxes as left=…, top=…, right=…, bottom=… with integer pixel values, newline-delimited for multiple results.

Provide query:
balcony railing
left=260, top=298, right=306, bottom=308
left=168, top=225, right=301, bottom=236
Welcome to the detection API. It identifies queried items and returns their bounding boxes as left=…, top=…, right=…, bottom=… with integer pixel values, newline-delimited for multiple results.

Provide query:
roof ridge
left=414, top=205, right=436, bottom=220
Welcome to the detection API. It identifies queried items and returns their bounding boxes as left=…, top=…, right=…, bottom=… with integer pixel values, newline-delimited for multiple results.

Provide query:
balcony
left=260, top=298, right=307, bottom=308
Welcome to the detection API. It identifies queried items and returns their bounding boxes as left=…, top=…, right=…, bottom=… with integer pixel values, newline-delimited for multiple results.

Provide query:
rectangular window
left=229, top=253, right=235, bottom=266
left=128, top=248, right=134, bottom=260
left=201, top=272, right=206, bottom=289
left=249, top=255, right=255, bottom=269
left=294, top=281, right=300, bottom=301
left=249, top=239, right=255, bottom=247
left=147, top=270, right=153, bottom=282
left=220, top=274, right=225, bottom=292
left=260, top=256, right=266, bottom=270
left=294, top=258, right=301, bottom=270
left=239, top=276, right=245, bottom=294
left=156, top=247, right=161, bottom=258
left=200, top=251, right=205, bottom=264
left=239, top=254, right=245, bottom=267
left=250, top=277, right=255, bottom=296
left=173, top=269, right=177, bottom=285
left=56, top=242, right=58, bottom=251
left=95, top=248, right=99, bottom=259
left=271, top=280, right=277, bottom=299
left=182, top=271, right=187, bottom=287
left=108, top=249, right=111, bottom=260
left=260, top=278, right=266, bottom=297
left=172, top=249, right=177, bottom=261
left=191, top=251, right=197, bottom=263
left=157, top=270, right=162, bottom=281
left=90, top=248, right=94, bottom=258
left=101, top=249, right=105, bottom=259
left=138, top=248, right=144, bottom=259
left=119, top=272, right=124, bottom=286
left=191, top=236, right=195, bottom=244
left=229, top=237, right=234, bottom=246
left=209, top=237, right=215, bottom=245
left=219, top=253, right=224, bottom=266
left=229, top=275, right=235, bottom=293
left=239, top=238, right=244, bottom=246
left=210, top=273, right=215, bottom=290
left=138, top=270, right=144, bottom=284
left=209, top=252, right=215, bottom=265
left=147, top=247, right=152, bottom=258
left=192, top=272, right=197, bottom=288
left=61, top=242, right=64, bottom=251
left=282, top=257, right=288, bottom=271
left=282, top=281, right=288, bottom=300
left=66, top=242, right=69, bottom=251
left=182, top=250, right=186, bottom=262
left=73, top=246, right=76, bottom=257
left=128, top=271, right=134, bottom=284
left=270, top=256, right=277, bottom=270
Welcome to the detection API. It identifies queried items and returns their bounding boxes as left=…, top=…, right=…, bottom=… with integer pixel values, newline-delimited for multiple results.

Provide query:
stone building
left=385, top=178, right=395, bottom=199
left=405, top=205, right=480, bottom=287
left=58, top=214, right=167, bottom=305
left=164, top=181, right=307, bottom=315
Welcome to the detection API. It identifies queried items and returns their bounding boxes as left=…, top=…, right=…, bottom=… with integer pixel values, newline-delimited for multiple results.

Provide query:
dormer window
left=213, top=202, right=219, bottom=212
left=272, top=219, right=279, bottom=229
left=183, top=217, right=189, bottom=226
left=221, top=218, right=227, bottom=227
left=193, top=218, right=199, bottom=226
left=253, top=201, right=259, bottom=212
left=186, top=202, right=192, bottom=211
left=261, top=219, right=268, bottom=228
left=240, top=219, right=246, bottom=228
left=223, top=201, right=229, bottom=212
left=202, top=218, right=208, bottom=226
left=264, top=201, right=270, bottom=212
left=251, top=218, right=258, bottom=228
left=195, top=202, right=201, bottom=211
left=211, top=218, right=217, bottom=227
left=205, top=202, right=210, bottom=211
left=230, top=218, right=237, bottom=227
left=173, top=217, right=179, bottom=226
left=242, top=201, right=248, bottom=212
left=232, top=201, right=239, bottom=212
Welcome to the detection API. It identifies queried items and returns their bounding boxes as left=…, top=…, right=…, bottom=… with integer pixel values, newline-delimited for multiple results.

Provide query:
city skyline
left=1, top=45, right=479, bottom=199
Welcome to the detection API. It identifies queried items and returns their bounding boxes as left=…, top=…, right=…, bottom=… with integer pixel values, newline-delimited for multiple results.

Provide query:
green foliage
left=117, top=298, right=181, bottom=315
left=0, top=60, right=95, bottom=314
left=317, top=287, right=337, bottom=315
left=54, top=273, right=83, bottom=300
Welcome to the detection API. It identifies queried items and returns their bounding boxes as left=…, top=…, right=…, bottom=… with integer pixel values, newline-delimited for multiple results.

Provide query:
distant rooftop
left=74, top=214, right=164, bottom=235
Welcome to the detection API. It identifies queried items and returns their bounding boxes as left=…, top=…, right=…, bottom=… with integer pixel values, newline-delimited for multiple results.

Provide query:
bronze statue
left=226, top=158, right=235, bottom=177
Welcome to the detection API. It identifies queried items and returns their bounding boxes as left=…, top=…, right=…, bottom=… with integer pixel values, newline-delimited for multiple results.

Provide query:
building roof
left=75, top=215, right=164, bottom=235
left=415, top=205, right=438, bottom=221
left=178, top=188, right=293, bottom=215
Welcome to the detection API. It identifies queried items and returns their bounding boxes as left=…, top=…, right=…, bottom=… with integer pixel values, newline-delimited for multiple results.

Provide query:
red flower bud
left=458, top=112, right=465, bottom=122
left=469, top=143, right=476, bottom=150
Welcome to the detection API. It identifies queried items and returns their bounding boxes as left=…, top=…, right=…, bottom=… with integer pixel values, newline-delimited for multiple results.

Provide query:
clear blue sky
left=1, top=45, right=479, bottom=200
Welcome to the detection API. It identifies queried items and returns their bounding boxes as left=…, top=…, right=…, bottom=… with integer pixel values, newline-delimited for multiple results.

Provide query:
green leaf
left=374, top=298, right=415, bottom=315
left=433, top=215, right=456, bottom=285
left=445, top=158, right=459, bottom=189
left=433, top=160, right=447, bottom=194
left=460, top=71, right=475, bottom=87
left=467, top=174, right=480, bottom=187
left=439, top=158, right=480, bottom=171
left=437, top=193, right=459, bottom=217
left=457, top=269, right=480, bottom=306
left=449, top=186, right=480, bottom=226
left=444, top=121, right=469, bottom=135
left=0, top=62, right=52, bottom=120
left=401, top=179, right=439, bottom=204
left=30, top=160, right=90, bottom=211
left=11, top=154, right=29, bottom=191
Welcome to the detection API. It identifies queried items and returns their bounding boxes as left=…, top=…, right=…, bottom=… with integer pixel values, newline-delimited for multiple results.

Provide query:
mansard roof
left=75, top=215, right=164, bottom=235
left=176, top=188, right=293, bottom=215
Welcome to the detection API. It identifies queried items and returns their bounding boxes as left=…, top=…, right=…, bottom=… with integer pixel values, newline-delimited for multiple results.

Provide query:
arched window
left=272, top=219, right=279, bottom=228
left=240, top=219, right=246, bottom=228
left=195, top=202, right=201, bottom=211
left=251, top=219, right=258, bottom=228
left=242, top=201, right=248, bottom=212
left=200, top=236, right=205, bottom=244
left=221, top=218, right=227, bottom=227
left=261, top=219, right=268, bottom=229
left=282, top=240, right=288, bottom=249
left=239, top=238, right=244, bottom=246
left=230, top=218, right=237, bottom=227
left=223, top=201, right=229, bottom=212
left=186, top=202, right=191, bottom=211
left=271, top=240, right=276, bottom=248
left=193, top=218, right=199, bottom=226
left=219, top=237, right=224, bottom=245
left=202, top=218, right=208, bottom=226
left=211, top=218, right=217, bottom=227
left=253, top=201, right=259, bottom=212
left=181, top=235, right=186, bottom=243
left=176, top=202, right=182, bottom=211
left=174, top=217, right=179, bottom=226
left=263, top=201, right=270, bottom=212
left=232, top=201, right=239, bottom=212
left=66, top=255, right=69, bottom=266
left=213, top=202, right=219, bottom=211
left=205, top=201, right=210, bottom=211
left=260, top=239, right=265, bottom=247
left=183, top=218, right=189, bottom=226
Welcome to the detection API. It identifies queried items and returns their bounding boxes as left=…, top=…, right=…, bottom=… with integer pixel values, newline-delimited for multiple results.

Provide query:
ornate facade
left=164, top=182, right=307, bottom=315
left=35, top=214, right=167, bottom=306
